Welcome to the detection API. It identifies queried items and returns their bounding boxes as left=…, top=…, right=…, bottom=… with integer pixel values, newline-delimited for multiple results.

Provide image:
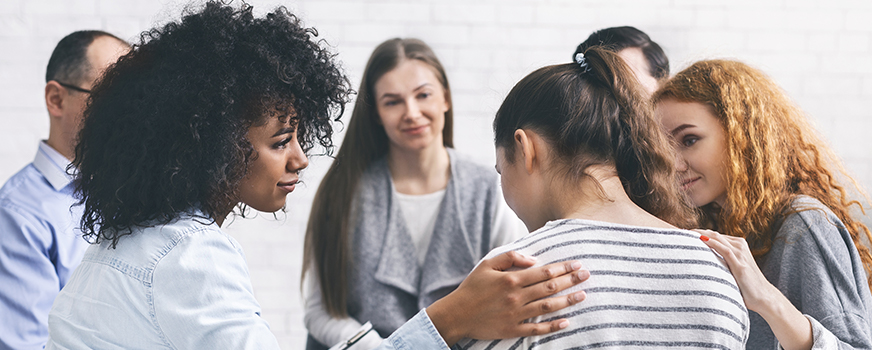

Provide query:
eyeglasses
left=55, top=81, right=92, bottom=94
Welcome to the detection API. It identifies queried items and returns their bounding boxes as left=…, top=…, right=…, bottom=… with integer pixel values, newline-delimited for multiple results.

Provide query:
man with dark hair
left=0, top=30, right=128, bottom=349
left=574, top=26, right=669, bottom=95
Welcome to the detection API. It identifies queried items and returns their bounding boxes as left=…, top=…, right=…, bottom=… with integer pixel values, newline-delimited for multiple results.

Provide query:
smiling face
left=237, top=114, right=309, bottom=213
left=656, top=99, right=729, bottom=208
left=373, top=59, right=450, bottom=153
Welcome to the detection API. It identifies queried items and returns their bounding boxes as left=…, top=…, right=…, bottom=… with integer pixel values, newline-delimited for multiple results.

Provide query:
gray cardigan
left=748, top=196, right=872, bottom=349
left=346, top=149, right=501, bottom=338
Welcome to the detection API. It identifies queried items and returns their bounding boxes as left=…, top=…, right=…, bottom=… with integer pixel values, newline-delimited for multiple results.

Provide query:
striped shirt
left=455, top=218, right=749, bottom=350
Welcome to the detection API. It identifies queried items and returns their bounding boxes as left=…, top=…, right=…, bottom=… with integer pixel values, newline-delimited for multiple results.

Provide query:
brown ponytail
left=494, top=46, right=696, bottom=228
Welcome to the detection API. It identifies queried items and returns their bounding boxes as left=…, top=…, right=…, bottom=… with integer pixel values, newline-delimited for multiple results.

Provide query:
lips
left=402, top=124, right=429, bottom=135
left=278, top=179, right=298, bottom=193
left=681, top=177, right=700, bottom=190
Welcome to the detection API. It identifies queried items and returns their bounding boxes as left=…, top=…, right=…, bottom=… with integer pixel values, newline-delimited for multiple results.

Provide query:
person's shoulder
left=0, top=163, right=74, bottom=225
left=109, top=214, right=233, bottom=268
left=0, top=163, right=45, bottom=202
left=779, top=195, right=843, bottom=237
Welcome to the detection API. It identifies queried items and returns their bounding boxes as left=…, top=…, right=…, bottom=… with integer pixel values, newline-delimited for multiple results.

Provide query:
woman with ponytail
left=655, top=60, right=872, bottom=349
left=456, top=47, right=748, bottom=350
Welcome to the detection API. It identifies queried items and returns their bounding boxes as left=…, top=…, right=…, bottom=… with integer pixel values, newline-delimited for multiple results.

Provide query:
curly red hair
left=654, top=59, right=872, bottom=288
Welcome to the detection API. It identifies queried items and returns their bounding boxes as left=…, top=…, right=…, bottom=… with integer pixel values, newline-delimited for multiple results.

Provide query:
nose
left=287, top=138, right=309, bottom=173
left=674, top=154, right=688, bottom=172
left=404, top=98, right=422, bottom=121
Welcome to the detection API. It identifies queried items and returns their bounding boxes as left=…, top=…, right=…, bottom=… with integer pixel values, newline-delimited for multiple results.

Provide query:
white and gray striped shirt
left=455, top=218, right=749, bottom=350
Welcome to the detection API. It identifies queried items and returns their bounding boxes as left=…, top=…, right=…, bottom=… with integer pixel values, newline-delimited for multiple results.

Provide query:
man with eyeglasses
left=0, top=30, right=128, bottom=350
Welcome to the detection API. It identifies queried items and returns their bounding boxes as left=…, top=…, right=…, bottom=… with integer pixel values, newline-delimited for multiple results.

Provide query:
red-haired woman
left=655, top=59, right=872, bottom=349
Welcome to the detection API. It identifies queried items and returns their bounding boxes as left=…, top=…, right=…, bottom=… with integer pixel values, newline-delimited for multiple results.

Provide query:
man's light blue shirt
left=0, top=141, right=88, bottom=350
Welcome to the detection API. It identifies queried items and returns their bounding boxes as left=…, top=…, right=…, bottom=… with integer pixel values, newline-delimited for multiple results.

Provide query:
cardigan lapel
left=418, top=149, right=479, bottom=307
left=371, top=160, right=422, bottom=296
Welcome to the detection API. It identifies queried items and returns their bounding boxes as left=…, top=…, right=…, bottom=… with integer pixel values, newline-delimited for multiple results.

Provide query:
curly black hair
left=74, top=1, right=351, bottom=246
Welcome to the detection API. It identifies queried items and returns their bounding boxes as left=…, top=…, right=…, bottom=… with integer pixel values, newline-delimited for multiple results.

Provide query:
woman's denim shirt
left=45, top=213, right=281, bottom=349
left=44, top=211, right=448, bottom=350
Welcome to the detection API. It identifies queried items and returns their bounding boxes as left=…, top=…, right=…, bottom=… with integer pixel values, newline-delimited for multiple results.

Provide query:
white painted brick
left=298, top=2, right=367, bottom=22
left=821, top=54, right=872, bottom=73
left=727, top=9, right=784, bottom=29
left=534, top=4, right=588, bottom=26
left=687, top=30, right=746, bottom=52
left=804, top=76, right=862, bottom=96
left=807, top=33, right=839, bottom=52
left=93, top=0, right=162, bottom=17
left=694, top=8, right=729, bottom=28
left=838, top=33, right=871, bottom=53
left=746, top=32, right=807, bottom=52
left=658, top=9, right=695, bottom=28
left=781, top=10, right=843, bottom=32
left=342, top=23, right=406, bottom=45
left=863, top=77, right=872, bottom=96
left=455, top=48, right=493, bottom=69
left=31, top=16, right=103, bottom=36
left=433, top=4, right=495, bottom=24
left=405, top=23, right=469, bottom=45
left=845, top=11, right=872, bottom=32
left=365, top=3, right=430, bottom=22
left=496, top=4, right=534, bottom=25
left=23, top=0, right=98, bottom=16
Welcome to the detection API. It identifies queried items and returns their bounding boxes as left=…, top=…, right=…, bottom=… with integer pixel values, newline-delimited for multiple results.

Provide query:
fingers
left=507, top=318, right=571, bottom=338
left=513, top=260, right=585, bottom=287
left=518, top=287, right=587, bottom=320
left=486, top=251, right=538, bottom=271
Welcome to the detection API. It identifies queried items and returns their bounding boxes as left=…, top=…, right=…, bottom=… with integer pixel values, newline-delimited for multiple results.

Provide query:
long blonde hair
left=654, top=59, right=872, bottom=288
left=302, top=38, right=452, bottom=317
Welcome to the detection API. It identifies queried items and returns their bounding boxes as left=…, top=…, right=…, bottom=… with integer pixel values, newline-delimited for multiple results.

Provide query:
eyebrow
left=670, top=124, right=695, bottom=136
left=272, top=127, right=294, bottom=137
left=378, top=82, right=432, bottom=101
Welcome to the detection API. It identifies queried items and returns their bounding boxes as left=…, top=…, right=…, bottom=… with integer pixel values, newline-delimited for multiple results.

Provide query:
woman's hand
left=695, top=229, right=779, bottom=311
left=426, top=251, right=589, bottom=346
left=696, top=229, right=813, bottom=350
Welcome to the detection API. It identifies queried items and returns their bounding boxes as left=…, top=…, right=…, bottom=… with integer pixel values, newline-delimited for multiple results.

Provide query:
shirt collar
left=33, top=141, right=75, bottom=191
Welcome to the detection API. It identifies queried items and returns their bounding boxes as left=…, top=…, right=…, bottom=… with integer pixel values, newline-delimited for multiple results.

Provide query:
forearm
left=756, top=289, right=813, bottom=350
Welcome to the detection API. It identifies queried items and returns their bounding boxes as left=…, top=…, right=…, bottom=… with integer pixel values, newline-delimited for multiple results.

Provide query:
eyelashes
left=273, top=136, right=293, bottom=149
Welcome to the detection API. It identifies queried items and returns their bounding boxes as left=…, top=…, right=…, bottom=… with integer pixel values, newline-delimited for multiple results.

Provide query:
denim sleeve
left=151, top=230, right=281, bottom=349
left=0, top=205, right=57, bottom=350
left=374, top=309, right=449, bottom=350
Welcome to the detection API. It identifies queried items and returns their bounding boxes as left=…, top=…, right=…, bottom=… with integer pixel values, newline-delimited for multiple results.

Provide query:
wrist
left=426, top=298, right=463, bottom=347
left=755, top=292, right=813, bottom=350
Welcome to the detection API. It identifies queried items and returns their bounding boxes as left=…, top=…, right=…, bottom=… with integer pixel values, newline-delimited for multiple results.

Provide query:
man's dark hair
left=574, top=26, right=669, bottom=80
left=45, top=30, right=126, bottom=85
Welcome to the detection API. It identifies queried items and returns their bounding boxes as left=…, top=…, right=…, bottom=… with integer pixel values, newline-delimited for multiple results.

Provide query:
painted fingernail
left=558, top=320, right=570, bottom=329
left=571, top=261, right=582, bottom=270
left=700, top=235, right=710, bottom=242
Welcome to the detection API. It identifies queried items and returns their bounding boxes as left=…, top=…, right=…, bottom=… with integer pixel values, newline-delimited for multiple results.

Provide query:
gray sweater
left=346, top=149, right=501, bottom=338
left=748, top=196, right=872, bottom=349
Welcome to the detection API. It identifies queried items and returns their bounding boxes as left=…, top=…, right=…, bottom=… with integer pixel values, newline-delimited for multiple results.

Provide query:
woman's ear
left=513, top=129, right=537, bottom=174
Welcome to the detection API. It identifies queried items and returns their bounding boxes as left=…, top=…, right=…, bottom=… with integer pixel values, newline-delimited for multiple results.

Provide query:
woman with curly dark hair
left=45, top=2, right=588, bottom=349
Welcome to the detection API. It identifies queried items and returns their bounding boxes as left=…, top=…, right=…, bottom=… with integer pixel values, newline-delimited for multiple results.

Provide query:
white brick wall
left=2, top=0, right=871, bottom=347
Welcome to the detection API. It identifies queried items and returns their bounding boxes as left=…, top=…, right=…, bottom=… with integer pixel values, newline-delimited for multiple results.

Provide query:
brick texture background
left=2, top=0, right=871, bottom=347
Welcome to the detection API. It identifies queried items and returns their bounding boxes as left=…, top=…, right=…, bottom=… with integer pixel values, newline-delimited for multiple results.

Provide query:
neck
left=45, top=131, right=74, bottom=161
left=545, top=165, right=673, bottom=229
left=387, top=143, right=450, bottom=195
